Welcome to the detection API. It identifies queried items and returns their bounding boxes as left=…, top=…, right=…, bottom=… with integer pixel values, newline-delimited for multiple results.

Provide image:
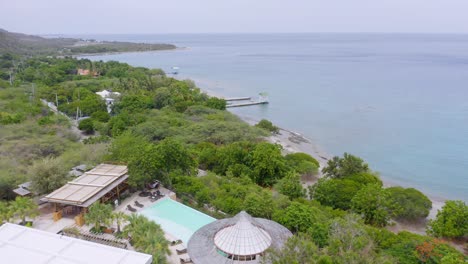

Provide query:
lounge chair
left=156, top=190, right=164, bottom=197
left=134, top=201, right=144, bottom=208
left=138, top=191, right=151, bottom=197
left=171, top=239, right=182, bottom=246
left=176, top=248, right=187, bottom=255
left=127, top=205, right=137, bottom=212
left=180, top=257, right=192, bottom=264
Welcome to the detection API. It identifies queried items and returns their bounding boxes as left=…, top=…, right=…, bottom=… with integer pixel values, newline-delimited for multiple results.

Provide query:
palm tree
left=122, top=214, right=170, bottom=263
left=112, top=211, right=127, bottom=233
left=84, top=203, right=113, bottom=232
left=9, top=197, right=39, bottom=225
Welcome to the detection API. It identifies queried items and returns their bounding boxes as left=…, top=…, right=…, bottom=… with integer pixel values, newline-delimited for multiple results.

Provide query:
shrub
left=205, top=97, right=226, bottom=110
left=255, top=119, right=279, bottom=134
left=78, top=118, right=94, bottom=134
left=91, top=110, right=110, bottom=122
left=428, top=200, right=468, bottom=239
left=387, top=187, right=432, bottom=221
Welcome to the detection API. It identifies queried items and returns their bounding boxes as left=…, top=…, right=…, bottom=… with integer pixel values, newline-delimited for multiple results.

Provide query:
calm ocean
left=80, top=34, right=468, bottom=201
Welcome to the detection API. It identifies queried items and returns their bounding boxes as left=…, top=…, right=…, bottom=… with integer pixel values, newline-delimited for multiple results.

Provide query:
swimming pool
left=140, top=198, right=216, bottom=244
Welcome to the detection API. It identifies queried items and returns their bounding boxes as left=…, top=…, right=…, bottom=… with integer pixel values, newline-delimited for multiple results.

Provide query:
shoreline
left=183, top=77, right=446, bottom=225
left=74, top=46, right=187, bottom=58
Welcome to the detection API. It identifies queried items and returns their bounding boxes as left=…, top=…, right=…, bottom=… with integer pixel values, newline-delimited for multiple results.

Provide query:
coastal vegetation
left=0, top=197, right=38, bottom=225
left=255, top=119, right=279, bottom=134
left=123, top=214, right=170, bottom=264
left=0, top=40, right=466, bottom=263
left=0, top=28, right=176, bottom=56
left=85, top=202, right=113, bottom=233
left=428, top=200, right=468, bottom=239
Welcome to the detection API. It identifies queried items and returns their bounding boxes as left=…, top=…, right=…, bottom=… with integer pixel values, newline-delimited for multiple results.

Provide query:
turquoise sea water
left=140, top=198, right=215, bottom=244
left=81, top=34, right=468, bottom=201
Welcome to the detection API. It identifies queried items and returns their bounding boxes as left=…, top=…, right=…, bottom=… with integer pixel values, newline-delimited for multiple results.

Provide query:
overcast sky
left=1, top=0, right=468, bottom=34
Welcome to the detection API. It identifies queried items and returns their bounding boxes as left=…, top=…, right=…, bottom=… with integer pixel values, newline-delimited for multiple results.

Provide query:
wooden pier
left=225, top=94, right=269, bottom=108
left=225, top=97, right=251, bottom=101
left=226, top=100, right=269, bottom=108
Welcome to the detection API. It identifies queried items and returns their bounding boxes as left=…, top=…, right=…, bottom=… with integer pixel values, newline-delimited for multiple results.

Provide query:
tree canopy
left=322, top=153, right=369, bottom=179
left=427, top=200, right=468, bottom=239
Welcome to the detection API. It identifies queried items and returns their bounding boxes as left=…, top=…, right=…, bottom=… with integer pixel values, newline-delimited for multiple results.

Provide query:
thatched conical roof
left=187, top=211, right=292, bottom=264
left=214, top=211, right=272, bottom=256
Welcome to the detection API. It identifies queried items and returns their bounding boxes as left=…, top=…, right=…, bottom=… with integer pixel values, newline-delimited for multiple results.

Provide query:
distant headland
left=0, top=28, right=176, bottom=56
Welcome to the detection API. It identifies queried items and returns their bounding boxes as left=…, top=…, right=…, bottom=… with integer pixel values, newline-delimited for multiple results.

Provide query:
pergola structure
left=187, top=211, right=292, bottom=264
left=42, top=164, right=129, bottom=224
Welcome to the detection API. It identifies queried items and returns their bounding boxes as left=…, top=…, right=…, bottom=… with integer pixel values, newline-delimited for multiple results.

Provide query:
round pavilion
left=187, top=211, right=292, bottom=264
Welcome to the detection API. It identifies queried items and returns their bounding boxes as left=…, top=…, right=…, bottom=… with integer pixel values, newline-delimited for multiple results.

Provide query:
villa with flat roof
left=0, top=223, right=152, bottom=264
left=187, top=211, right=292, bottom=264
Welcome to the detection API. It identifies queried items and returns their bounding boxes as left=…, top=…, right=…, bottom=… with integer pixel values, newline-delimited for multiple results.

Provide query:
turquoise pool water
left=139, top=198, right=216, bottom=244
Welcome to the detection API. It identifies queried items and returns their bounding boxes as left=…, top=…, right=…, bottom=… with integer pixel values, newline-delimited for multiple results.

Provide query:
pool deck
left=114, top=188, right=191, bottom=264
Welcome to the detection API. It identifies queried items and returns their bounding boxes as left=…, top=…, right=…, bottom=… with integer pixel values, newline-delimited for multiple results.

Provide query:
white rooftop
left=0, top=223, right=152, bottom=264
left=214, top=212, right=272, bottom=256
left=96, top=90, right=121, bottom=99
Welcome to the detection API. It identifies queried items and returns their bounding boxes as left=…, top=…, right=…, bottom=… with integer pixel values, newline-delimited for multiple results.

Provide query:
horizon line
left=40, top=31, right=468, bottom=36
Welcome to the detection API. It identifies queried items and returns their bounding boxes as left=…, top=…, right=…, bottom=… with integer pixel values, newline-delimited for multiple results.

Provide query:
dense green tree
left=274, top=201, right=328, bottom=233
left=194, top=142, right=218, bottom=170
left=128, top=143, right=162, bottom=187
left=284, top=152, right=319, bottom=176
left=309, top=178, right=361, bottom=210
left=113, top=94, right=153, bottom=113
left=91, top=110, right=110, bottom=122
left=78, top=118, right=95, bottom=134
left=327, top=215, right=394, bottom=263
left=387, top=187, right=432, bottom=221
left=108, top=132, right=150, bottom=162
left=275, top=171, right=305, bottom=200
left=213, top=141, right=255, bottom=175
left=307, top=222, right=331, bottom=248
left=0, top=201, right=12, bottom=223
left=427, top=200, right=468, bottom=239
left=205, top=97, right=226, bottom=110
left=155, top=137, right=196, bottom=175
left=244, top=190, right=274, bottom=219
left=29, top=157, right=69, bottom=194
left=84, top=203, right=113, bottom=232
left=153, top=87, right=172, bottom=109
left=128, top=138, right=195, bottom=187
left=261, top=233, right=326, bottom=264
left=0, top=175, right=16, bottom=200
left=346, top=172, right=382, bottom=186
left=251, top=143, right=286, bottom=186
left=322, top=153, right=369, bottom=179
left=352, top=184, right=400, bottom=227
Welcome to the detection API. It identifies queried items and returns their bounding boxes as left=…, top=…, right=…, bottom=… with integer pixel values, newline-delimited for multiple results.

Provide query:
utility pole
left=29, top=83, right=35, bottom=104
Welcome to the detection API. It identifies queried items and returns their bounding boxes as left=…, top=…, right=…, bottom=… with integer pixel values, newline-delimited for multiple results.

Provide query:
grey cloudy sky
left=1, top=0, right=468, bottom=34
